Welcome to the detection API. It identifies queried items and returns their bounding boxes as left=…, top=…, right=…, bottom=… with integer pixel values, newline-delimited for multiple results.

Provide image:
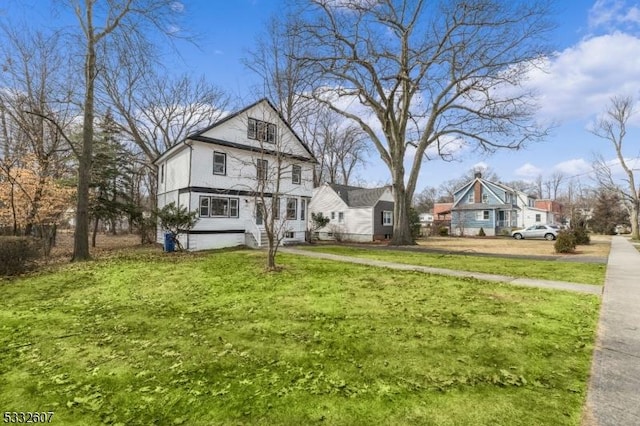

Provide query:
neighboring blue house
left=449, top=173, right=552, bottom=236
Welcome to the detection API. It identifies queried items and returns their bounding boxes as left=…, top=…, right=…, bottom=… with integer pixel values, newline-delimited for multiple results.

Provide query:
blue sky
left=2, top=0, right=639, bottom=191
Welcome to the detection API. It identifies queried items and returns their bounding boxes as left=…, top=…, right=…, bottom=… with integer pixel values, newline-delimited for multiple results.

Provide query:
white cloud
left=589, top=0, right=640, bottom=31
left=603, top=156, right=640, bottom=175
left=515, top=162, right=543, bottom=178
left=527, top=33, right=640, bottom=122
left=553, top=158, right=592, bottom=176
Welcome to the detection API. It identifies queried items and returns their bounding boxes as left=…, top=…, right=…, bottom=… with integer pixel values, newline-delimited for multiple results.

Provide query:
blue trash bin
left=164, top=232, right=175, bottom=252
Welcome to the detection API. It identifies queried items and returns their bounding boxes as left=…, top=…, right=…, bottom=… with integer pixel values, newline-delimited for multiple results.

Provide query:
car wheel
left=545, top=233, right=556, bottom=241
left=513, top=233, right=523, bottom=240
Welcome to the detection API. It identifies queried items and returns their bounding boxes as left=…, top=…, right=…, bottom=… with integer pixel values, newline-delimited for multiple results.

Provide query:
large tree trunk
left=390, top=169, right=414, bottom=245
left=72, top=36, right=96, bottom=261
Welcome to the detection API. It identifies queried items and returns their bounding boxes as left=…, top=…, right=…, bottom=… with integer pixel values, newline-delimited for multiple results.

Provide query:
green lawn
left=0, top=249, right=599, bottom=425
left=301, top=245, right=606, bottom=285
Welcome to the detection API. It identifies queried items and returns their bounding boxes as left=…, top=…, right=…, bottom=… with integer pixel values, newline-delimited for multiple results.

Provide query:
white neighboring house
left=154, top=99, right=316, bottom=251
left=514, top=191, right=554, bottom=228
left=309, top=183, right=394, bottom=242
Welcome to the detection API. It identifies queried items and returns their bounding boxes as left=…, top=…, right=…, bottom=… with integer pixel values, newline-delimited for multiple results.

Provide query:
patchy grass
left=300, top=246, right=606, bottom=285
left=1, top=249, right=599, bottom=425
left=416, top=235, right=611, bottom=258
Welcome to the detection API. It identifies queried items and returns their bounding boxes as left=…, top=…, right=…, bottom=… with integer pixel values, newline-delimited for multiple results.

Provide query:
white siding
left=189, top=143, right=313, bottom=198
left=521, top=207, right=552, bottom=227
left=155, top=100, right=314, bottom=251
left=308, top=185, right=375, bottom=241
left=157, top=147, right=190, bottom=195
left=345, top=207, right=373, bottom=236
left=308, top=185, right=348, bottom=232
left=199, top=101, right=311, bottom=159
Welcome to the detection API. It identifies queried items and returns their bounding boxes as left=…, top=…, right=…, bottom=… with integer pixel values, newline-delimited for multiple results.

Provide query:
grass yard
left=0, top=249, right=599, bottom=425
left=416, top=235, right=612, bottom=258
left=301, top=246, right=606, bottom=285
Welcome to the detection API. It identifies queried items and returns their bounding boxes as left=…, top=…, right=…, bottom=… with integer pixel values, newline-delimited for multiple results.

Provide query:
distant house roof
left=327, top=183, right=391, bottom=208
left=434, top=203, right=453, bottom=215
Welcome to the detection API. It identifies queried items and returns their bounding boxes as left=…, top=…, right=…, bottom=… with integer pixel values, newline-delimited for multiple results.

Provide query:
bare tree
left=535, top=174, right=544, bottom=199
left=413, top=186, right=437, bottom=213
left=230, top=110, right=313, bottom=271
left=542, top=171, right=564, bottom=200
left=590, top=96, right=639, bottom=240
left=245, top=16, right=369, bottom=189
left=102, top=66, right=230, bottom=164
left=66, top=0, right=185, bottom=261
left=0, top=27, right=76, bottom=235
left=244, top=16, right=315, bottom=128
left=291, top=0, right=552, bottom=244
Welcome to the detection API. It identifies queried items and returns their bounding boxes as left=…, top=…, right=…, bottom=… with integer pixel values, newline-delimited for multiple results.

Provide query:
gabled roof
left=188, top=98, right=316, bottom=161
left=154, top=98, right=316, bottom=164
left=327, top=183, right=392, bottom=208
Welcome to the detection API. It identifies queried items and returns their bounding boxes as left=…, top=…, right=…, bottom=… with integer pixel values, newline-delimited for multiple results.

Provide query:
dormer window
left=467, top=192, right=474, bottom=203
left=248, top=117, right=277, bottom=143
left=482, top=193, right=488, bottom=203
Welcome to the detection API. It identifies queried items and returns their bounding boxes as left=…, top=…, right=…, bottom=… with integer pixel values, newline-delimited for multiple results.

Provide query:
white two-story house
left=154, top=99, right=316, bottom=250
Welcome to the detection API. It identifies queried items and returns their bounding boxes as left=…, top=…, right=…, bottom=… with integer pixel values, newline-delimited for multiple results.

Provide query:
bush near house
left=0, top=236, right=40, bottom=276
left=555, top=231, right=577, bottom=253
left=478, top=227, right=486, bottom=237
left=571, top=227, right=591, bottom=245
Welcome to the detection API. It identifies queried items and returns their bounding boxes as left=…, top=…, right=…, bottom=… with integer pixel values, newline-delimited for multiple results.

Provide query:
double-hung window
left=476, top=210, right=490, bottom=221
left=199, top=196, right=210, bottom=217
left=273, top=197, right=280, bottom=219
left=257, top=159, right=268, bottom=181
left=229, top=199, right=239, bottom=218
left=213, top=151, right=226, bottom=175
left=382, top=211, right=393, bottom=226
left=286, top=198, right=297, bottom=220
left=300, top=199, right=306, bottom=221
left=248, top=118, right=276, bottom=144
left=292, top=165, right=301, bottom=184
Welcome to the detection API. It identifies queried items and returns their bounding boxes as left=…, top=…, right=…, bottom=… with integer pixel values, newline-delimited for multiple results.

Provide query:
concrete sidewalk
left=584, top=236, right=640, bottom=425
left=280, top=247, right=603, bottom=295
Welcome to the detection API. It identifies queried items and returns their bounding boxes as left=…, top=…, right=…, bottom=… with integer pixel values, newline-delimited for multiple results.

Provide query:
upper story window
left=256, top=159, right=268, bottom=181
left=482, top=193, right=488, bottom=203
left=338, top=212, right=344, bottom=223
left=248, top=118, right=277, bottom=144
left=213, top=151, right=226, bottom=175
left=292, top=165, right=301, bottom=184
left=160, top=164, right=165, bottom=184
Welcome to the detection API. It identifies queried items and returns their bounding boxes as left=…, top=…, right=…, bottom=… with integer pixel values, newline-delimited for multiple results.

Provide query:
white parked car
left=511, top=224, right=560, bottom=241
